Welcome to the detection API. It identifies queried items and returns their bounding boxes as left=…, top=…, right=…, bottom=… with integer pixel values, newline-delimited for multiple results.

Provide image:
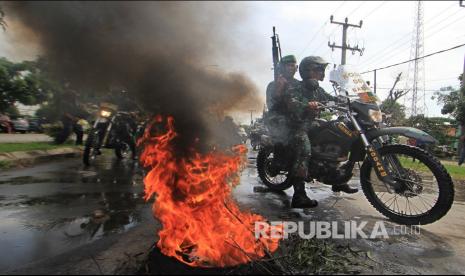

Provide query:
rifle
left=271, top=26, right=282, bottom=82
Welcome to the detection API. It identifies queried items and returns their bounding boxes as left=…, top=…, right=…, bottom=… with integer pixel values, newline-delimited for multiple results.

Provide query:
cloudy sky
left=1, top=1, right=464, bottom=123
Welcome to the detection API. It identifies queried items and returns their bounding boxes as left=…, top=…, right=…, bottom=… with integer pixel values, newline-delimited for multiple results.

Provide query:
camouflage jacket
left=266, top=78, right=301, bottom=112
left=271, top=79, right=337, bottom=128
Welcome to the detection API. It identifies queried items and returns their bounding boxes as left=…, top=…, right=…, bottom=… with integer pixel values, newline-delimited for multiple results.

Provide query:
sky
left=1, top=1, right=464, bottom=124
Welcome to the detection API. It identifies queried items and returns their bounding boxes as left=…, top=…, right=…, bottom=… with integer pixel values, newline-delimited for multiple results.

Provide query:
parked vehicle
left=11, top=117, right=30, bottom=133
left=257, top=65, right=453, bottom=225
left=27, top=117, right=44, bottom=133
left=0, top=114, right=13, bottom=133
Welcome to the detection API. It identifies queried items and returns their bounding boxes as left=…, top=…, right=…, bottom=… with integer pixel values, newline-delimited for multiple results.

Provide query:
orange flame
left=139, top=115, right=281, bottom=267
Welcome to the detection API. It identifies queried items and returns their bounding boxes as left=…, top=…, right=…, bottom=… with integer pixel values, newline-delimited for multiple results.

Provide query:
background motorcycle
left=257, top=66, right=454, bottom=226
left=83, top=103, right=137, bottom=166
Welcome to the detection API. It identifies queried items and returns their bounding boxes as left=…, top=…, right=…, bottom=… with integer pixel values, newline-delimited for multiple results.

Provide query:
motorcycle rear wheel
left=360, top=144, right=454, bottom=225
left=257, top=146, right=293, bottom=191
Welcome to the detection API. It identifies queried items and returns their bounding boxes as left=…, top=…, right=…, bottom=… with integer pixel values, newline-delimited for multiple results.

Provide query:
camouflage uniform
left=274, top=79, right=337, bottom=180
left=265, top=77, right=301, bottom=143
left=265, top=55, right=299, bottom=142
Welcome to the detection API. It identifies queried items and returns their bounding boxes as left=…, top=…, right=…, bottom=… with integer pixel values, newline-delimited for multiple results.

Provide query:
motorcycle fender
left=366, top=127, right=438, bottom=144
left=260, top=134, right=273, bottom=147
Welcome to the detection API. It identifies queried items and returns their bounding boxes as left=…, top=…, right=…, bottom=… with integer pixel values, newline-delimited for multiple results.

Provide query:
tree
left=379, top=72, right=407, bottom=126
left=405, top=115, right=456, bottom=146
left=433, top=75, right=465, bottom=125
left=0, top=57, right=51, bottom=114
left=380, top=99, right=406, bottom=126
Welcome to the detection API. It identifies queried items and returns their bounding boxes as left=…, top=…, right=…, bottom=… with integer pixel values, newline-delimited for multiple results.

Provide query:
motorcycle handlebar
left=316, top=101, right=349, bottom=112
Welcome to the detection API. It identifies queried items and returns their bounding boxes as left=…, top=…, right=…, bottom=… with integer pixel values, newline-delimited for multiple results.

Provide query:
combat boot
left=291, top=193, right=318, bottom=208
left=332, top=183, right=358, bottom=194
left=291, top=180, right=318, bottom=208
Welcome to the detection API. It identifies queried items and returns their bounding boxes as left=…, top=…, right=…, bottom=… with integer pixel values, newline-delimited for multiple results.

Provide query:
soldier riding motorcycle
left=258, top=59, right=454, bottom=225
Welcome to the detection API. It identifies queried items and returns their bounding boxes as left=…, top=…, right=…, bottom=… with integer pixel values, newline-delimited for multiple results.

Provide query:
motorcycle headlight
left=369, top=109, right=383, bottom=123
left=100, top=110, right=112, bottom=118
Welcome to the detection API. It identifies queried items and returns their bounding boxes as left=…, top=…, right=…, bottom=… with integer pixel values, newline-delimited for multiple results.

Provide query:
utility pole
left=458, top=0, right=464, bottom=158
left=457, top=52, right=465, bottom=158
left=374, top=69, right=377, bottom=95
left=249, top=110, right=255, bottom=125
left=328, top=16, right=364, bottom=65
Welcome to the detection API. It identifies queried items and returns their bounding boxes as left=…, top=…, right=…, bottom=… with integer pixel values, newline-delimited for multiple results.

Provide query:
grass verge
left=399, top=157, right=465, bottom=181
left=0, top=160, right=12, bottom=169
left=0, top=142, right=78, bottom=153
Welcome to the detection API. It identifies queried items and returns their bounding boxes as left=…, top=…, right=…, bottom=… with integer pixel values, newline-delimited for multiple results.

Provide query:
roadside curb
left=0, top=147, right=83, bottom=168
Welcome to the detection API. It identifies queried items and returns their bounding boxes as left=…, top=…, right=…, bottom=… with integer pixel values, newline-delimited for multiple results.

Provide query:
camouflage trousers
left=289, top=126, right=311, bottom=181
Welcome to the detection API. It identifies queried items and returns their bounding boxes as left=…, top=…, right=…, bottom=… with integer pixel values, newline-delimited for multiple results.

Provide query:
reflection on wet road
left=233, top=148, right=359, bottom=222
left=236, top=148, right=465, bottom=275
left=1, top=144, right=464, bottom=274
left=0, top=155, right=151, bottom=272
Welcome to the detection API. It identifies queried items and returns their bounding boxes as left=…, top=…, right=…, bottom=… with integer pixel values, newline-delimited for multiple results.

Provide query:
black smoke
left=5, top=1, right=262, bottom=153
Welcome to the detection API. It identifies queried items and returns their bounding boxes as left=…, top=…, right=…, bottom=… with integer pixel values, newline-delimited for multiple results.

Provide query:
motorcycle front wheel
left=83, top=130, right=100, bottom=166
left=256, top=146, right=293, bottom=191
left=360, top=144, right=454, bottom=225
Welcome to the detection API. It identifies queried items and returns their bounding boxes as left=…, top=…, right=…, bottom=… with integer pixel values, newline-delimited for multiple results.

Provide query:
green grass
left=0, top=160, right=11, bottom=169
left=398, top=157, right=465, bottom=181
left=0, top=142, right=78, bottom=153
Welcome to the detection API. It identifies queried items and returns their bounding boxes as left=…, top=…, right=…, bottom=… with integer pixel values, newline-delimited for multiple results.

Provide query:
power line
left=359, top=2, right=460, bottom=67
left=320, top=1, right=368, bottom=60
left=375, top=87, right=441, bottom=92
left=359, top=2, right=459, bottom=66
left=361, top=42, right=465, bottom=74
left=360, top=1, right=387, bottom=21
left=347, top=1, right=367, bottom=18
left=361, top=11, right=465, bottom=70
left=425, top=77, right=462, bottom=83
left=328, top=16, right=363, bottom=65
left=314, top=1, right=366, bottom=55
left=298, top=1, right=347, bottom=58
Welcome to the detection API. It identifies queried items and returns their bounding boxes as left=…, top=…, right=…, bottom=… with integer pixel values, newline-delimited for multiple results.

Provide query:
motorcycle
left=257, top=65, right=454, bottom=225
left=83, top=102, right=137, bottom=166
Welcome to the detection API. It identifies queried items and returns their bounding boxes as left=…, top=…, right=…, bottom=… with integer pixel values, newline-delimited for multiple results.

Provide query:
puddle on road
left=0, top=176, right=53, bottom=185
left=0, top=157, right=151, bottom=272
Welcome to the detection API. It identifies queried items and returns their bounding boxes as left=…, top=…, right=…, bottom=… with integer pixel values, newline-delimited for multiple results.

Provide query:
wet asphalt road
left=0, top=153, right=151, bottom=273
left=1, top=144, right=465, bottom=274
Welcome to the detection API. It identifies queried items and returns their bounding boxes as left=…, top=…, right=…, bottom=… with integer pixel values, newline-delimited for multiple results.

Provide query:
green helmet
left=279, top=55, right=297, bottom=65
left=299, top=56, right=329, bottom=79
